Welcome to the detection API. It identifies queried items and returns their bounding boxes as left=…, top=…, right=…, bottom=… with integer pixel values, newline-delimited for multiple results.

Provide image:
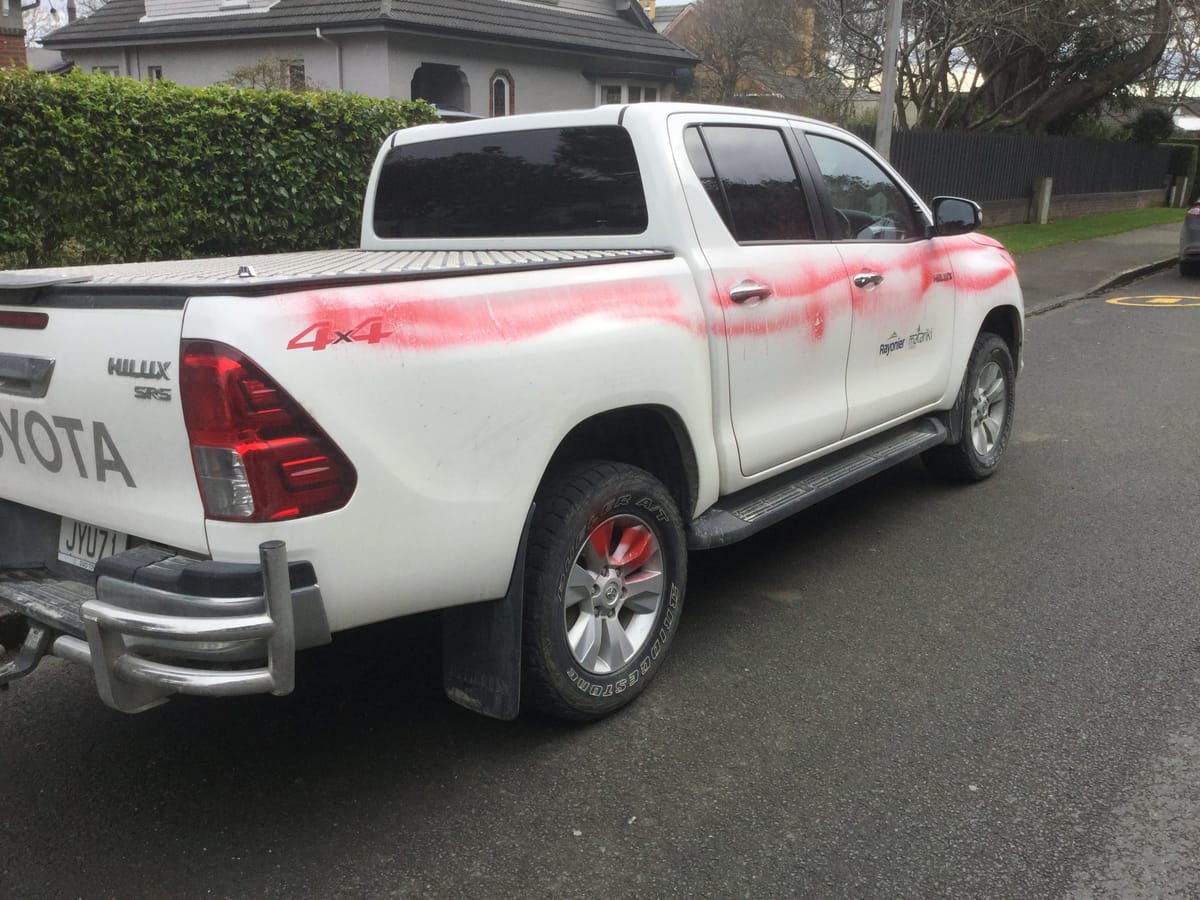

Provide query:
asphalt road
left=3, top=269, right=1200, bottom=899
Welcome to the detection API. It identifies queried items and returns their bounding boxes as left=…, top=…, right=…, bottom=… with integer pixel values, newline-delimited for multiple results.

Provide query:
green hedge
left=0, top=69, right=438, bottom=268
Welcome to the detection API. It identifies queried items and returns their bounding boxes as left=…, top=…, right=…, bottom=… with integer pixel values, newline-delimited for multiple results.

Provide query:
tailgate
left=0, top=283, right=208, bottom=556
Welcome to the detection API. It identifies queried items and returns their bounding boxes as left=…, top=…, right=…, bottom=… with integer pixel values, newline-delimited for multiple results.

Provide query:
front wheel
left=1180, top=259, right=1200, bottom=277
left=923, top=332, right=1016, bottom=482
left=522, top=462, right=686, bottom=720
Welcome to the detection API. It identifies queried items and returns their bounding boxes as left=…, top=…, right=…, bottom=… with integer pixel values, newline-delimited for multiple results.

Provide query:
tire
left=1180, top=259, right=1200, bottom=277
left=521, top=461, right=686, bottom=720
left=922, top=332, right=1016, bottom=482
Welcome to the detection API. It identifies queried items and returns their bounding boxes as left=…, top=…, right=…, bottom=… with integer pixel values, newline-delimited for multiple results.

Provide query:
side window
left=805, top=133, right=919, bottom=241
left=683, top=125, right=814, bottom=242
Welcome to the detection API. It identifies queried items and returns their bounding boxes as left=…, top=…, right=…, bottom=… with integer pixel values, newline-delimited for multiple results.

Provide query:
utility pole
left=874, top=0, right=903, bottom=160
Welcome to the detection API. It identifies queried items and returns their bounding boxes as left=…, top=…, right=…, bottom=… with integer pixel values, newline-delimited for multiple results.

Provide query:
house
left=41, top=0, right=698, bottom=113
left=650, top=2, right=693, bottom=34
left=1, top=0, right=27, bottom=66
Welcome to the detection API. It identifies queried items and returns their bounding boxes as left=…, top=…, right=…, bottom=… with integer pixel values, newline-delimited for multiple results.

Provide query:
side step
left=687, top=417, right=948, bottom=550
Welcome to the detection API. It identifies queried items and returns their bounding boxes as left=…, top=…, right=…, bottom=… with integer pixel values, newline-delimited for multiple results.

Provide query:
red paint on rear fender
left=291, top=279, right=703, bottom=351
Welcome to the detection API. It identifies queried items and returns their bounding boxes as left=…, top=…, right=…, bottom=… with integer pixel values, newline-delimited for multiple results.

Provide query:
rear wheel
left=522, top=461, right=686, bottom=720
left=1180, top=259, right=1200, bottom=277
left=923, top=332, right=1016, bottom=482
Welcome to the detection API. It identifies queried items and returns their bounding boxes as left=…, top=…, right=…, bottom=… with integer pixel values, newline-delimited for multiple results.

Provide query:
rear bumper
left=0, top=541, right=330, bottom=712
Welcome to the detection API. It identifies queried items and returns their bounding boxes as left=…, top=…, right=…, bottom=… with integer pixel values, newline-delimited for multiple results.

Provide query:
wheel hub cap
left=601, top=575, right=622, bottom=609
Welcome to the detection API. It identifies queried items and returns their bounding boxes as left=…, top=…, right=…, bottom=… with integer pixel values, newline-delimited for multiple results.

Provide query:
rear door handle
left=729, top=280, right=773, bottom=304
left=853, top=272, right=885, bottom=289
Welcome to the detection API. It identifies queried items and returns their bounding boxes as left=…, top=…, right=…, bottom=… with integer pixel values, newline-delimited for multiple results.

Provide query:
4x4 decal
left=287, top=317, right=393, bottom=352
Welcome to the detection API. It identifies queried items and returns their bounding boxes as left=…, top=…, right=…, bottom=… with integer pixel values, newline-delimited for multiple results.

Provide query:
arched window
left=490, top=70, right=515, bottom=117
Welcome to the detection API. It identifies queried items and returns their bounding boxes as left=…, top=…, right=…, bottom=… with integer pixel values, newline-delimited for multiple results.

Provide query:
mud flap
left=441, top=506, right=532, bottom=720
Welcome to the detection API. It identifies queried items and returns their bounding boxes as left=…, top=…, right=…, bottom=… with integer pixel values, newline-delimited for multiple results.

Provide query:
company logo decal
left=879, top=332, right=906, bottom=356
left=879, top=325, right=934, bottom=357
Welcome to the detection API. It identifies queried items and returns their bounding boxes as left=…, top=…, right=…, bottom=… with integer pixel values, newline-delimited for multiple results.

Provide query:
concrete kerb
left=1024, top=256, right=1180, bottom=317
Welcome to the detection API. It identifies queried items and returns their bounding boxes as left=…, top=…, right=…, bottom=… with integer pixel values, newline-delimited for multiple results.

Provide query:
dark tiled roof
left=45, top=0, right=698, bottom=65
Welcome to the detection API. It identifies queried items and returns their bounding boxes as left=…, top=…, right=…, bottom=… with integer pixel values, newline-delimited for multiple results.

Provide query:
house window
left=1, top=0, right=9, bottom=17
left=93, top=66, right=120, bottom=76
left=283, top=59, right=305, bottom=91
left=598, top=84, right=661, bottom=105
left=490, top=70, right=514, bottom=117
left=146, top=66, right=163, bottom=82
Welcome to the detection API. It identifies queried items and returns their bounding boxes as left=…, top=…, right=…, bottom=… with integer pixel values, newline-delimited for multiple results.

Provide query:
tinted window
left=805, top=134, right=919, bottom=241
left=373, top=126, right=648, bottom=238
left=683, top=127, right=731, bottom=233
left=684, top=125, right=814, bottom=242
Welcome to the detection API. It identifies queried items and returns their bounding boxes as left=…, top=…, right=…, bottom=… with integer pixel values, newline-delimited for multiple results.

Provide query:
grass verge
left=982, top=207, right=1184, bottom=255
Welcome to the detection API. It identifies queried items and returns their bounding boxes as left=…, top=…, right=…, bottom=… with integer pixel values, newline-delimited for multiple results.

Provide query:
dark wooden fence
left=850, top=127, right=1172, bottom=203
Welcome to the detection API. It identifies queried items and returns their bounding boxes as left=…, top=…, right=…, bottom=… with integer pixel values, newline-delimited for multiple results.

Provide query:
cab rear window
left=373, top=126, right=649, bottom=238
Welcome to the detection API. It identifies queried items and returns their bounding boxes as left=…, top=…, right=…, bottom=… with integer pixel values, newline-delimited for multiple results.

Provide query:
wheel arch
left=980, top=304, right=1023, bottom=371
left=543, top=405, right=700, bottom=521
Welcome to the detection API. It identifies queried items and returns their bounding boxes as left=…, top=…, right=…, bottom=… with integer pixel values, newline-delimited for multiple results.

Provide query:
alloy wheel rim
left=969, top=360, right=1008, bottom=457
left=564, top=514, right=664, bottom=675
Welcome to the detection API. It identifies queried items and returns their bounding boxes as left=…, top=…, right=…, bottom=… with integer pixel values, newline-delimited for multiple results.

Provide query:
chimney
left=1, top=0, right=29, bottom=69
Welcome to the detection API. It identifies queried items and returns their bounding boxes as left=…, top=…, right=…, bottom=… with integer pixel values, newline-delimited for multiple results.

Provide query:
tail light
left=0, top=311, right=49, bottom=329
left=180, top=340, right=356, bottom=522
left=1188, top=206, right=1200, bottom=217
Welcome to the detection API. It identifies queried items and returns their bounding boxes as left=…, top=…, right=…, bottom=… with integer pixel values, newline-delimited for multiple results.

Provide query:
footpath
left=1015, top=222, right=1181, bottom=314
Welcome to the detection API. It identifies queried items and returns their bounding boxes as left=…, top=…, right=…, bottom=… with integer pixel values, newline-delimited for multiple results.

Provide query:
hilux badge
left=107, top=358, right=171, bottom=380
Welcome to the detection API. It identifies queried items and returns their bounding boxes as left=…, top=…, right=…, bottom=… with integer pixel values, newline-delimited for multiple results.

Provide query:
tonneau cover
left=0, top=248, right=669, bottom=296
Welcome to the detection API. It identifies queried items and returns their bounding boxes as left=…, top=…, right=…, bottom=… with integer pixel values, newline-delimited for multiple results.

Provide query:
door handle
left=729, top=280, right=773, bottom=304
left=853, top=272, right=885, bottom=289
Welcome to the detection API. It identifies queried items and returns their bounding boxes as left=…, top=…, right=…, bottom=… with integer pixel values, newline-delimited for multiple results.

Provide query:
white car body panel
left=0, top=305, right=207, bottom=553
left=182, top=257, right=717, bottom=630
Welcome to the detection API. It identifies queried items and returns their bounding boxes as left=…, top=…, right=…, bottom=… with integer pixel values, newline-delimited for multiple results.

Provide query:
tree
left=1137, top=1, right=1200, bottom=102
left=813, top=0, right=1193, bottom=133
left=226, top=58, right=319, bottom=93
left=24, top=0, right=106, bottom=47
left=670, top=0, right=822, bottom=106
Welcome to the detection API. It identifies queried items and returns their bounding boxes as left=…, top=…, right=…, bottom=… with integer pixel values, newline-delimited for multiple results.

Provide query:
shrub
left=1130, top=107, right=1176, bottom=144
left=0, top=69, right=438, bottom=268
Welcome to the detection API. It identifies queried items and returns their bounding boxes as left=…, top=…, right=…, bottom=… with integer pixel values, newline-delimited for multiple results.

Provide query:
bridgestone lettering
left=0, top=407, right=135, bottom=487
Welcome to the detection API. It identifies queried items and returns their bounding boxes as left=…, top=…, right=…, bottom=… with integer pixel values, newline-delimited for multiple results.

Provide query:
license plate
left=57, top=517, right=128, bottom=572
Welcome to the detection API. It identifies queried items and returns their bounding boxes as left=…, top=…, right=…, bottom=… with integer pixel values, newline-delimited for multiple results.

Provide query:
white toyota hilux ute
left=0, top=104, right=1023, bottom=721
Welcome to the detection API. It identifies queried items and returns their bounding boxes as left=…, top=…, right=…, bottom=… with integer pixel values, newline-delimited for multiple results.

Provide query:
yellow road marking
left=1107, top=295, right=1200, bottom=308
